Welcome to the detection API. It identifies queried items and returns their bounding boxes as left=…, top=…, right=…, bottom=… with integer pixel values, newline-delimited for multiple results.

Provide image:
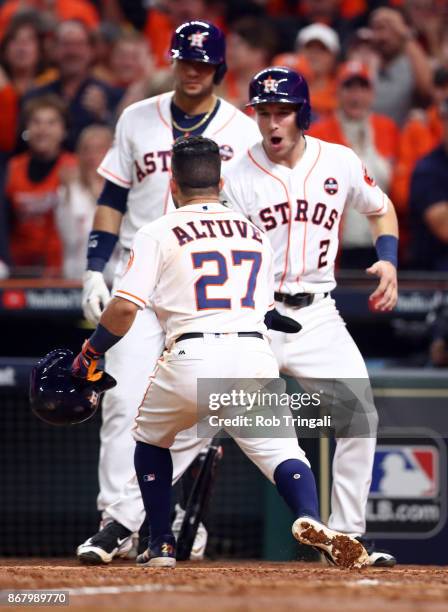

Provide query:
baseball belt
left=175, top=331, right=264, bottom=344
left=274, top=291, right=329, bottom=309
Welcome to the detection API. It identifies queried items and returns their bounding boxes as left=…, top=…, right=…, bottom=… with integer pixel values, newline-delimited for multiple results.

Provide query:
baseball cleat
left=136, top=534, right=176, bottom=568
left=77, top=520, right=133, bottom=565
left=292, top=517, right=369, bottom=569
left=171, top=503, right=208, bottom=560
left=356, top=537, right=397, bottom=567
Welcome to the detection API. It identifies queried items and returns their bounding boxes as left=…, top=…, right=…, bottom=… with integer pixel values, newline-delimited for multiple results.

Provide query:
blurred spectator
left=409, top=98, right=448, bottom=271
left=56, top=125, right=115, bottom=280
left=369, top=7, right=433, bottom=126
left=274, top=23, right=340, bottom=121
left=94, top=29, right=153, bottom=90
left=4, top=95, right=77, bottom=277
left=0, top=0, right=100, bottom=39
left=346, top=27, right=380, bottom=75
left=219, top=17, right=278, bottom=110
left=23, top=20, right=123, bottom=151
left=309, top=60, right=399, bottom=268
left=0, top=11, right=47, bottom=154
left=404, top=0, right=447, bottom=62
left=143, top=0, right=226, bottom=68
left=391, top=67, right=448, bottom=227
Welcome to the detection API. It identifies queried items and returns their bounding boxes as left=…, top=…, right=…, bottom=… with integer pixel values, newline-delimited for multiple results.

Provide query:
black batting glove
left=264, top=308, right=302, bottom=333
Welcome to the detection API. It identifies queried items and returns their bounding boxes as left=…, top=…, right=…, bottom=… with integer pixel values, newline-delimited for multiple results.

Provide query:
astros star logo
left=263, top=76, right=278, bottom=93
left=188, top=31, right=209, bottom=48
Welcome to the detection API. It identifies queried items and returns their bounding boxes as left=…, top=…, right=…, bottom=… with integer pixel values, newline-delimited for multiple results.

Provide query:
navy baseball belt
left=175, top=331, right=264, bottom=344
left=274, top=291, right=329, bottom=309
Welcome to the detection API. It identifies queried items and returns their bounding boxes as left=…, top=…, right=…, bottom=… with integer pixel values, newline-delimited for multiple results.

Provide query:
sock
left=274, top=458, right=320, bottom=520
left=134, top=441, right=173, bottom=542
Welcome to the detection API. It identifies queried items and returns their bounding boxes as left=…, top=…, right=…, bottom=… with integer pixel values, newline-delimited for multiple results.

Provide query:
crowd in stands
left=0, top=0, right=447, bottom=279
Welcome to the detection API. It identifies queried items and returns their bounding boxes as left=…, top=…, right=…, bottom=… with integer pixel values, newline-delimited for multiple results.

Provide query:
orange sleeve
left=0, top=84, right=18, bottom=153
left=372, top=115, right=400, bottom=160
left=389, top=117, right=434, bottom=213
left=307, top=117, right=345, bottom=145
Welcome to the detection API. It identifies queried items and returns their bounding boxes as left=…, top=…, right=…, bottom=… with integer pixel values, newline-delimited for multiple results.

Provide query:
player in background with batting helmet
left=77, top=20, right=261, bottom=564
left=222, top=66, right=399, bottom=567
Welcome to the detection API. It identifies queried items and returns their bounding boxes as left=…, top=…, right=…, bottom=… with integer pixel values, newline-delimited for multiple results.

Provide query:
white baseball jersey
left=114, top=202, right=274, bottom=346
left=98, top=92, right=260, bottom=249
left=222, top=135, right=388, bottom=294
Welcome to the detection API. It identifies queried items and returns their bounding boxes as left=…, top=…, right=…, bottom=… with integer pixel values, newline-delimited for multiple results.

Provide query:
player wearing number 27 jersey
left=116, top=203, right=274, bottom=348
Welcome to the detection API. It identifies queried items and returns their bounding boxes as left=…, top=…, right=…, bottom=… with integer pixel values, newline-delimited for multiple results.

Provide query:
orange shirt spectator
left=6, top=150, right=76, bottom=275
left=0, top=11, right=48, bottom=153
left=391, top=107, right=443, bottom=216
left=0, top=0, right=99, bottom=39
left=309, top=113, right=399, bottom=162
left=390, top=67, right=448, bottom=219
left=5, top=95, right=77, bottom=277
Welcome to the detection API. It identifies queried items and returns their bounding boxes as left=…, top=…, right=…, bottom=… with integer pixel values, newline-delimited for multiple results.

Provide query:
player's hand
left=71, top=340, right=103, bottom=382
left=265, top=308, right=302, bottom=333
left=366, top=260, right=398, bottom=312
left=82, top=270, right=111, bottom=324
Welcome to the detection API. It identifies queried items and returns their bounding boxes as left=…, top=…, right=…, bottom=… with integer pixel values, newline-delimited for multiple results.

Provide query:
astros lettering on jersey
left=97, top=92, right=260, bottom=250
left=222, top=136, right=388, bottom=295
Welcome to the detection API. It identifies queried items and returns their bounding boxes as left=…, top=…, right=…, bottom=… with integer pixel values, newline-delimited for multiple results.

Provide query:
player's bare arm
left=92, top=204, right=123, bottom=235
left=366, top=200, right=399, bottom=312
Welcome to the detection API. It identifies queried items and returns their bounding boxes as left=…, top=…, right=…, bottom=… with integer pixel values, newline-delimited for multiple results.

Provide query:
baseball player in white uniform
left=71, top=135, right=369, bottom=569
left=77, top=21, right=261, bottom=563
left=222, top=67, right=399, bottom=567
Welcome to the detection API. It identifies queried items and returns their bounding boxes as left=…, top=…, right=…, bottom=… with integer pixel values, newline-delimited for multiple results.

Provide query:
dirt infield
left=1, top=560, right=448, bottom=611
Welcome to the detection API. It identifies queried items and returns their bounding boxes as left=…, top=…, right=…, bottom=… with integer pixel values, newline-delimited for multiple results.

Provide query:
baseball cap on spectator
left=296, top=24, right=340, bottom=55
left=338, top=61, right=372, bottom=86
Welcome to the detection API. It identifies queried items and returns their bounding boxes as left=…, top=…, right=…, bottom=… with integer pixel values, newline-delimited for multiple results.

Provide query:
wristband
left=88, top=323, right=123, bottom=354
left=98, top=179, right=129, bottom=214
left=87, top=230, right=118, bottom=272
left=375, top=234, right=398, bottom=267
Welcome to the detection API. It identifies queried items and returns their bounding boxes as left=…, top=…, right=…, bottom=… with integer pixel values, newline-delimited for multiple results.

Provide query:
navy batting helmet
left=247, top=67, right=311, bottom=130
left=30, top=348, right=116, bottom=426
left=170, top=20, right=227, bottom=85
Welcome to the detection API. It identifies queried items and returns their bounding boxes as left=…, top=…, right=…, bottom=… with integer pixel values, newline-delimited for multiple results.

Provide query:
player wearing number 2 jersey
left=223, top=67, right=399, bottom=567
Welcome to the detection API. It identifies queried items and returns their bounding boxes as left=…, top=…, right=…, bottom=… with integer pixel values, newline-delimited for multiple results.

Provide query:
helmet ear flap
left=213, top=62, right=227, bottom=85
left=296, top=101, right=311, bottom=130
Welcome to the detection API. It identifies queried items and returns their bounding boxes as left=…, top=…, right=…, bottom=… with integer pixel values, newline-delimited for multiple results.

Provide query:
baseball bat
left=176, top=442, right=223, bottom=560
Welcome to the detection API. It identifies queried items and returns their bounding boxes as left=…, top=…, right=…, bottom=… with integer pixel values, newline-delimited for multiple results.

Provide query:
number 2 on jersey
left=192, top=250, right=262, bottom=310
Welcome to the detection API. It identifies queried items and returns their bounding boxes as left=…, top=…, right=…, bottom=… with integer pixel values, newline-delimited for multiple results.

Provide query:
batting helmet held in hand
left=29, top=348, right=116, bottom=426
left=170, top=20, right=227, bottom=85
left=247, top=67, right=311, bottom=130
